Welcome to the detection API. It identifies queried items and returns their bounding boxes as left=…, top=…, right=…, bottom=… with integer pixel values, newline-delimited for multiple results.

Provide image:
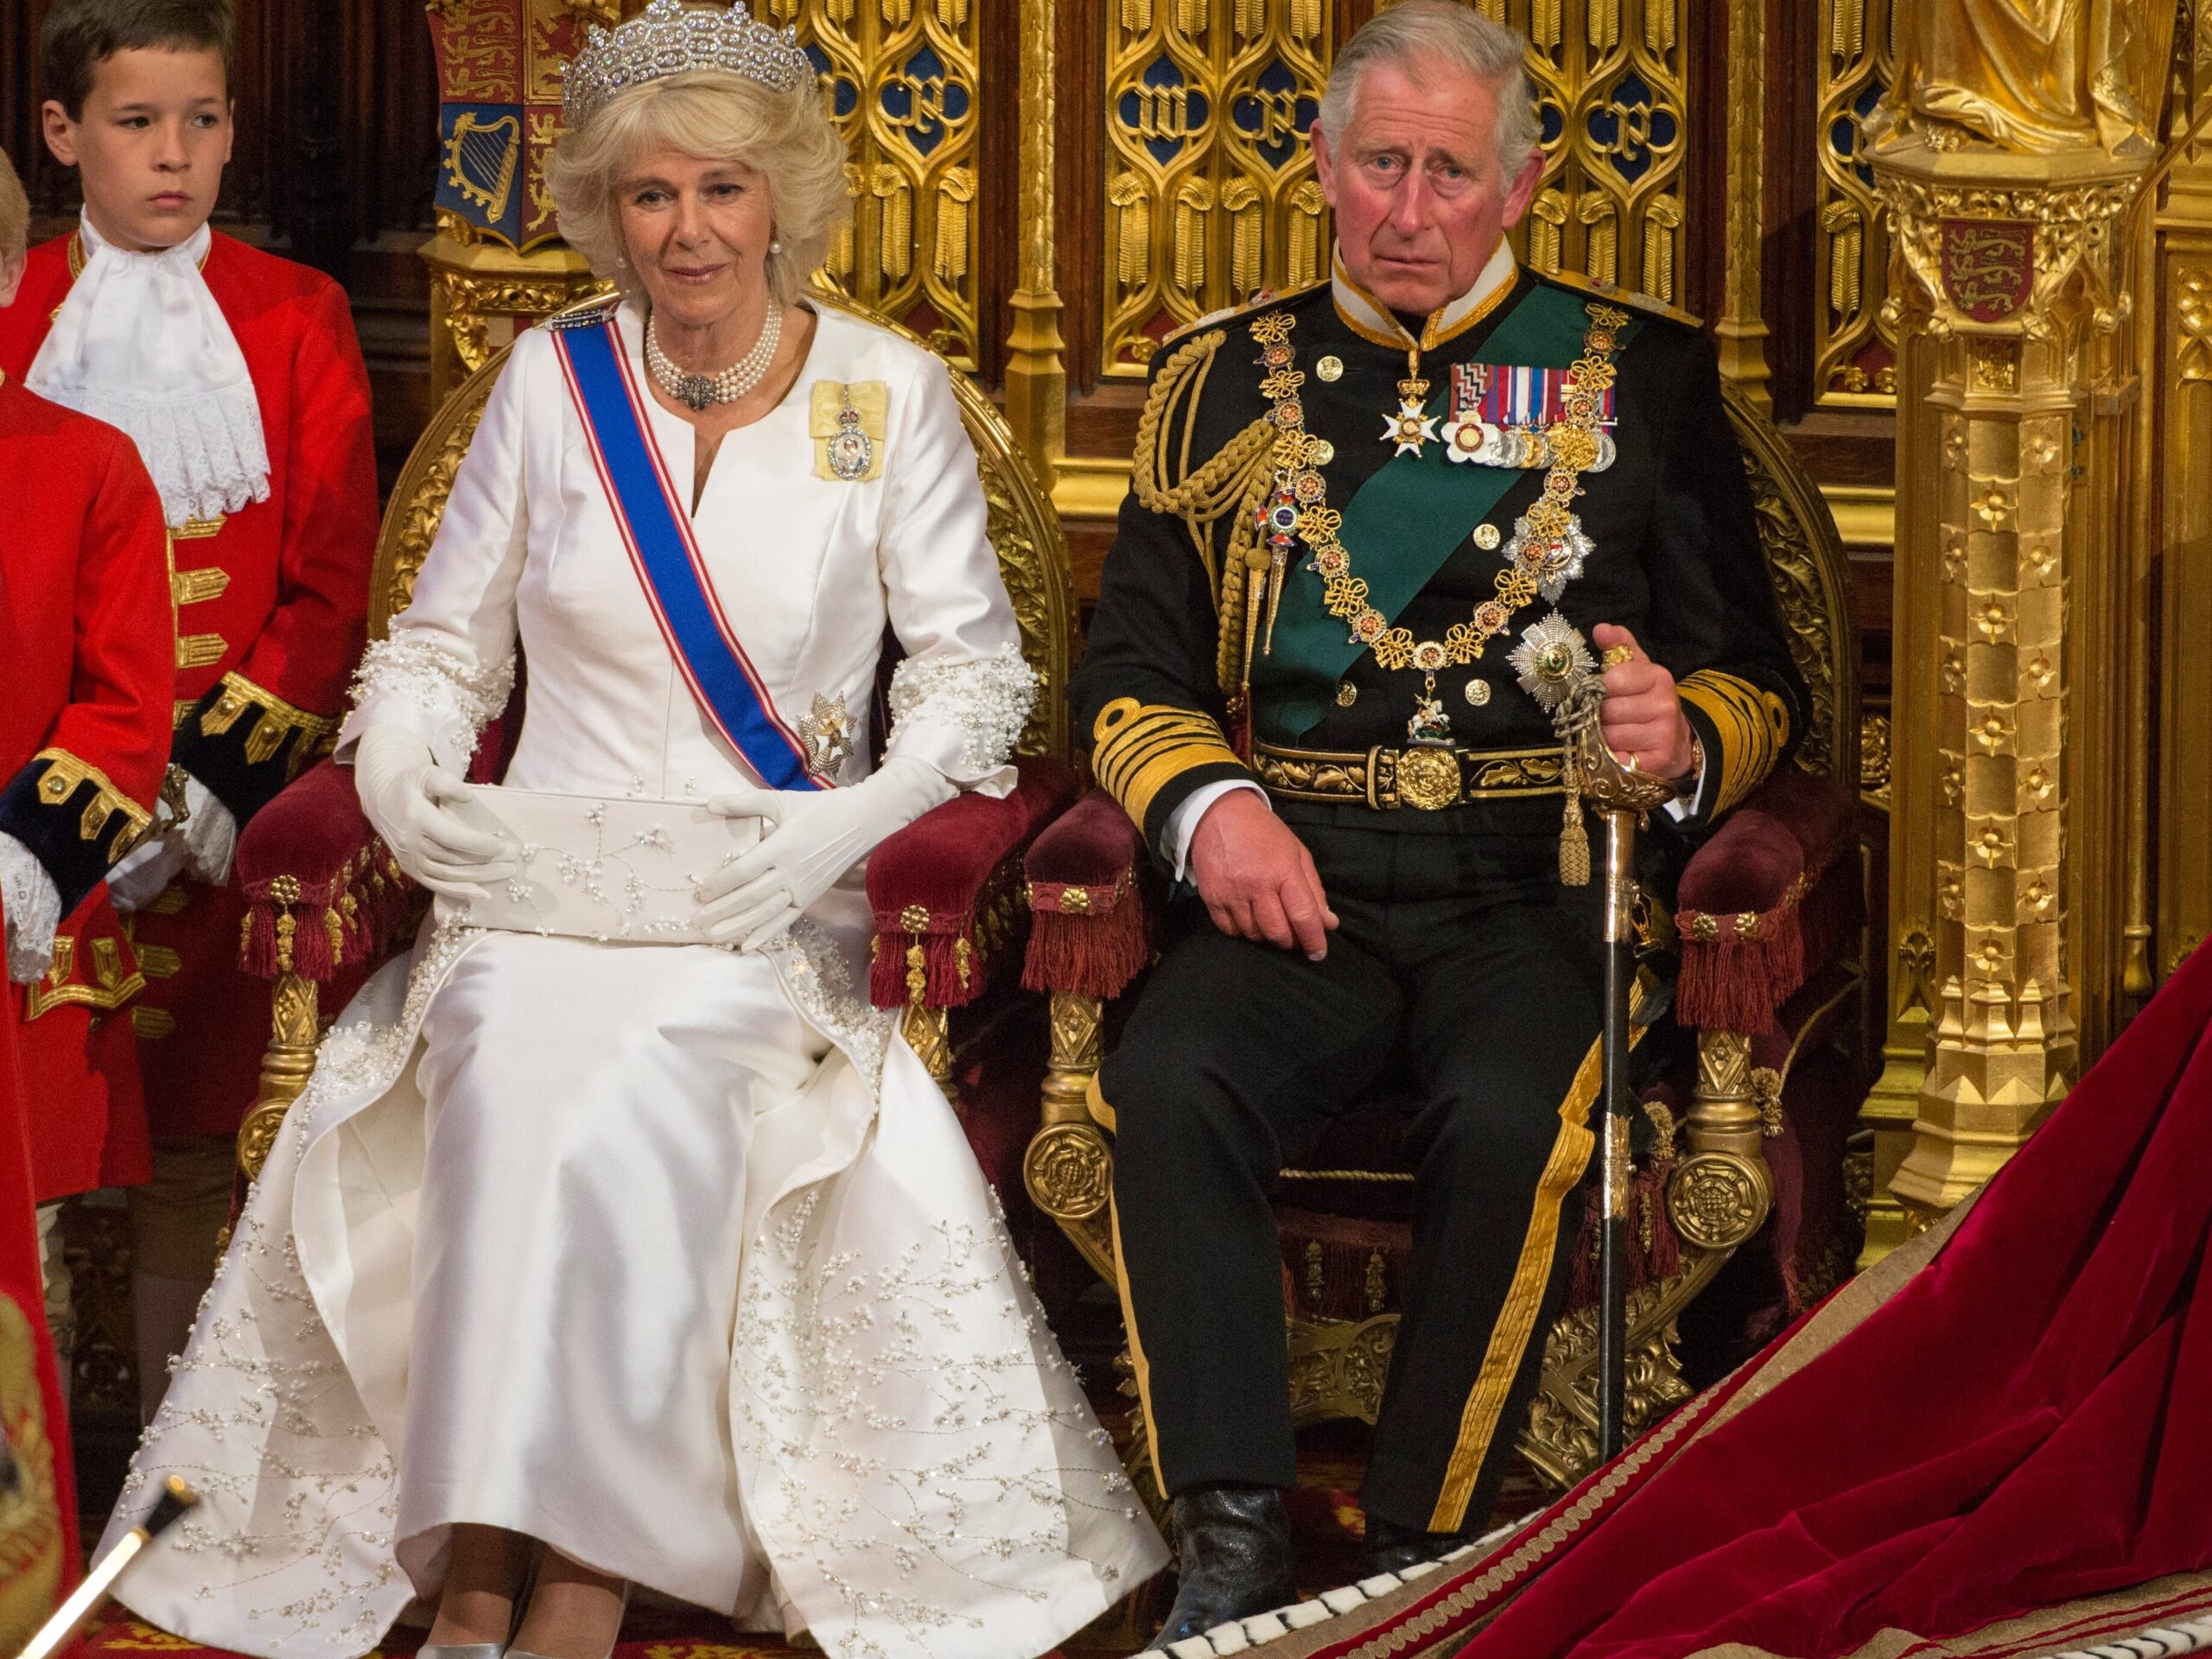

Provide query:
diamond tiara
left=562, top=0, right=814, bottom=130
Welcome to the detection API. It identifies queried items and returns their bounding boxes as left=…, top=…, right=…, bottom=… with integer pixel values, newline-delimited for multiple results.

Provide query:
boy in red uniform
left=1, top=137, right=174, bottom=1573
left=0, top=0, right=376, bottom=1411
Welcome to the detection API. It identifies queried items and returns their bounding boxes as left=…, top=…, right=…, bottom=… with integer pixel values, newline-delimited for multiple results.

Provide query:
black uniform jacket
left=1071, top=257, right=1810, bottom=874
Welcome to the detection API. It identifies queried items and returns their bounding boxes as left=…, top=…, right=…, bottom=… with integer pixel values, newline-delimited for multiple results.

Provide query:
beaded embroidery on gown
left=98, top=303, right=1166, bottom=1659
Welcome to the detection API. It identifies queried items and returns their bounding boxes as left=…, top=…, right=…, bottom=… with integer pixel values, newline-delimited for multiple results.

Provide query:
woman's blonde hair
left=546, top=68, right=849, bottom=308
left=0, top=146, right=29, bottom=266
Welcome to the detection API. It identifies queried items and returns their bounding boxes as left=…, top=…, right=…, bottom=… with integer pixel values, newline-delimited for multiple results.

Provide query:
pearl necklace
left=645, top=304, right=784, bottom=411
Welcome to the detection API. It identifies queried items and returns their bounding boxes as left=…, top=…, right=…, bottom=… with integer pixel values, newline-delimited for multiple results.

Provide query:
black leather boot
left=1143, top=1484, right=1300, bottom=1651
left=1356, top=1513, right=1481, bottom=1580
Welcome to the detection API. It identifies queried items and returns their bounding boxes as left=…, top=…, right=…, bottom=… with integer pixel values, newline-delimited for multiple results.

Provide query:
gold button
left=1465, top=679, right=1492, bottom=707
left=1311, top=439, right=1335, bottom=465
left=1336, top=680, right=1358, bottom=707
left=1473, top=523, right=1502, bottom=551
left=1316, top=354, right=1344, bottom=382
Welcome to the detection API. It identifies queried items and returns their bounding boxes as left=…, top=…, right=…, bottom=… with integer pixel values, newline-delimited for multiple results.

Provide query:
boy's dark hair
left=41, top=0, right=235, bottom=120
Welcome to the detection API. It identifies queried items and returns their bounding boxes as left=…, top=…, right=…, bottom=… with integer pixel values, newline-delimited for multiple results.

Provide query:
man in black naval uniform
left=1071, top=3, right=1809, bottom=1645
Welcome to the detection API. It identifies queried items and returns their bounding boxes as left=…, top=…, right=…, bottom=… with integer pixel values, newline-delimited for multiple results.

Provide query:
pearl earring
left=770, top=239, right=783, bottom=254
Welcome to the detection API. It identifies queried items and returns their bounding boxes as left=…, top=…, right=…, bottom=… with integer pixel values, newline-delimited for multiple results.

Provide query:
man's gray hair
left=1315, top=1, right=1542, bottom=182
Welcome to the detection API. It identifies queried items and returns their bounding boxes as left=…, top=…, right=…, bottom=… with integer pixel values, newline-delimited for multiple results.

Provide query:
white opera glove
left=349, top=724, right=518, bottom=899
left=0, top=832, right=63, bottom=986
left=697, top=755, right=956, bottom=951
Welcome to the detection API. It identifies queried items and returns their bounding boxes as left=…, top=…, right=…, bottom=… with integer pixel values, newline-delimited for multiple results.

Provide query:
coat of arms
left=1938, top=219, right=2036, bottom=324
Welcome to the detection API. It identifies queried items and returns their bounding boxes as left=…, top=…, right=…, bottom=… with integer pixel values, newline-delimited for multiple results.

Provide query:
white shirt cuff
left=1662, top=743, right=1709, bottom=823
left=1165, top=779, right=1269, bottom=880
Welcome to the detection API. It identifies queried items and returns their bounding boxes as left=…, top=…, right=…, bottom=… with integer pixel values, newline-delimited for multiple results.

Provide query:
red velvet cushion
left=865, top=755, right=1077, bottom=1008
left=233, top=757, right=373, bottom=896
left=1677, top=768, right=1855, bottom=918
left=1019, top=791, right=1155, bottom=998
left=866, top=755, right=1075, bottom=925
left=1025, top=787, right=1144, bottom=891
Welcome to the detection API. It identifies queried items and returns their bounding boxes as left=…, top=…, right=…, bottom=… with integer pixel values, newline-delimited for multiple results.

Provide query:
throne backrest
left=1721, top=387, right=1859, bottom=781
left=369, top=288, right=1078, bottom=761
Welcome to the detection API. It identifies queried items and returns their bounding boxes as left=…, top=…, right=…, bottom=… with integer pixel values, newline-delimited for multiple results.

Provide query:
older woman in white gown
left=99, top=7, right=1165, bottom=1658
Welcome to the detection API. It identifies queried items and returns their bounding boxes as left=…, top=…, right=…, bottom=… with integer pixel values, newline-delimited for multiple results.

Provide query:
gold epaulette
left=1536, top=267, right=1702, bottom=329
left=197, top=671, right=340, bottom=779
left=1157, top=276, right=1329, bottom=352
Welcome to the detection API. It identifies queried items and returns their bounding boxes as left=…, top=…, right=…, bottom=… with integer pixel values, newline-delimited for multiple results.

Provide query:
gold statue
left=1883, top=0, right=2171, bottom=157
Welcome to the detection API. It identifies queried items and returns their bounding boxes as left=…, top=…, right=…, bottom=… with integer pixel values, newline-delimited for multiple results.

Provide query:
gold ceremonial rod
left=12, top=1477, right=198, bottom=1659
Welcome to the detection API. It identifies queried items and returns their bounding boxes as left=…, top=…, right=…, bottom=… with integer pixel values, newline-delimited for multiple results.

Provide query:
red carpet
left=64, top=1422, right=1548, bottom=1658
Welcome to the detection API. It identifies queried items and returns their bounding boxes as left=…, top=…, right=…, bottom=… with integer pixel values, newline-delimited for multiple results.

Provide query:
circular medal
left=1310, top=439, right=1335, bottom=466
left=1335, top=680, right=1358, bottom=707
left=1465, top=678, right=1491, bottom=707
left=1473, top=523, right=1502, bottom=551
left=1317, top=355, right=1344, bottom=382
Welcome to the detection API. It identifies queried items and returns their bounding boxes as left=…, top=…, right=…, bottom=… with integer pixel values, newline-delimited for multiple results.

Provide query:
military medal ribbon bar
left=1441, top=360, right=1618, bottom=470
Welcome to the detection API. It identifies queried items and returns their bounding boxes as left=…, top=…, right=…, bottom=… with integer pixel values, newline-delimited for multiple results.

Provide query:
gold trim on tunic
left=29, top=748, right=154, bottom=856
left=1092, top=697, right=1245, bottom=830
left=197, top=671, right=340, bottom=775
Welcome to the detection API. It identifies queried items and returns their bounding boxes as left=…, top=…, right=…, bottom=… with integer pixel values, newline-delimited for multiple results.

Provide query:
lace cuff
left=884, top=643, right=1037, bottom=796
left=341, top=634, right=517, bottom=773
left=0, top=831, right=63, bottom=987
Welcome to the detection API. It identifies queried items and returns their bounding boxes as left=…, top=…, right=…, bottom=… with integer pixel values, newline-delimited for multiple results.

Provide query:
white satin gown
left=99, top=299, right=1166, bottom=1659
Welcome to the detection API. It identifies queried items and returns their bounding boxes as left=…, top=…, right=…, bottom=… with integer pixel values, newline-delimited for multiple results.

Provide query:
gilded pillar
left=1001, top=0, right=1066, bottom=487
left=2156, top=53, right=2212, bottom=989
left=1866, top=3, right=2164, bottom=1246
left=1710, top=0, right=1770, bottom=414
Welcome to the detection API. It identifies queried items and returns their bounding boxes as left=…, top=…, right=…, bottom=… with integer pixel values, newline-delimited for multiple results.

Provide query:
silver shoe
left=417, top=1646, right=506, bottom=1659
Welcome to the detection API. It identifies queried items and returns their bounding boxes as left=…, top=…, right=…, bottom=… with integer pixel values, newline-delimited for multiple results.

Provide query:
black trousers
left=1100, top=812, right=1604, bottom=1533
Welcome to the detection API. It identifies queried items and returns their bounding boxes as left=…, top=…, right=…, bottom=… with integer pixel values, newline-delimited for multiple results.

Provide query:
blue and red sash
left=550, top=310, right=827, bottom=791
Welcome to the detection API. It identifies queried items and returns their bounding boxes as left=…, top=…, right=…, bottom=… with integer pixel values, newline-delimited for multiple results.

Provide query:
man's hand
left=1187, top=790, right=1338, bottom=960
left=1593, top=624, right=1695, bottom=779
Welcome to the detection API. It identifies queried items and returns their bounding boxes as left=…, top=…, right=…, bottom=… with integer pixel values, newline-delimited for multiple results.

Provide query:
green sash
left=1257, top=284, right=1638, bottom=743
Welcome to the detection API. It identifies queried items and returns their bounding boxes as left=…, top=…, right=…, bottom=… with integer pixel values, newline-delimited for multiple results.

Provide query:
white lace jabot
left=27, top=213, right=270, bottom=529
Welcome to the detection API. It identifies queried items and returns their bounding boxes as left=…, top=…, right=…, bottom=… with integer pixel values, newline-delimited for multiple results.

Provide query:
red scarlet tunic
left=0, top=377, right=173, bottom=1198
left=0, top=232, right=376, bottom=1142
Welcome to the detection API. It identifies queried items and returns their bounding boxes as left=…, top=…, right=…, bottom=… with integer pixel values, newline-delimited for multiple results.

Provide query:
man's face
left=1312, top=61, right=1542, bottom=316
left=42, top=46, right=232, bottom=254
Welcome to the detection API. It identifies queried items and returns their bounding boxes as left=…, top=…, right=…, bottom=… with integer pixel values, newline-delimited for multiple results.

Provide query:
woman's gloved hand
left=350, top=725, right=518, bottom=898
left=698, top=756, right=954, bottom=951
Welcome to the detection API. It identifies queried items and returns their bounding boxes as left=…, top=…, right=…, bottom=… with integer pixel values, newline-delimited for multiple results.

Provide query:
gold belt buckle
left=1394, top=744, right=1460, bottom=811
